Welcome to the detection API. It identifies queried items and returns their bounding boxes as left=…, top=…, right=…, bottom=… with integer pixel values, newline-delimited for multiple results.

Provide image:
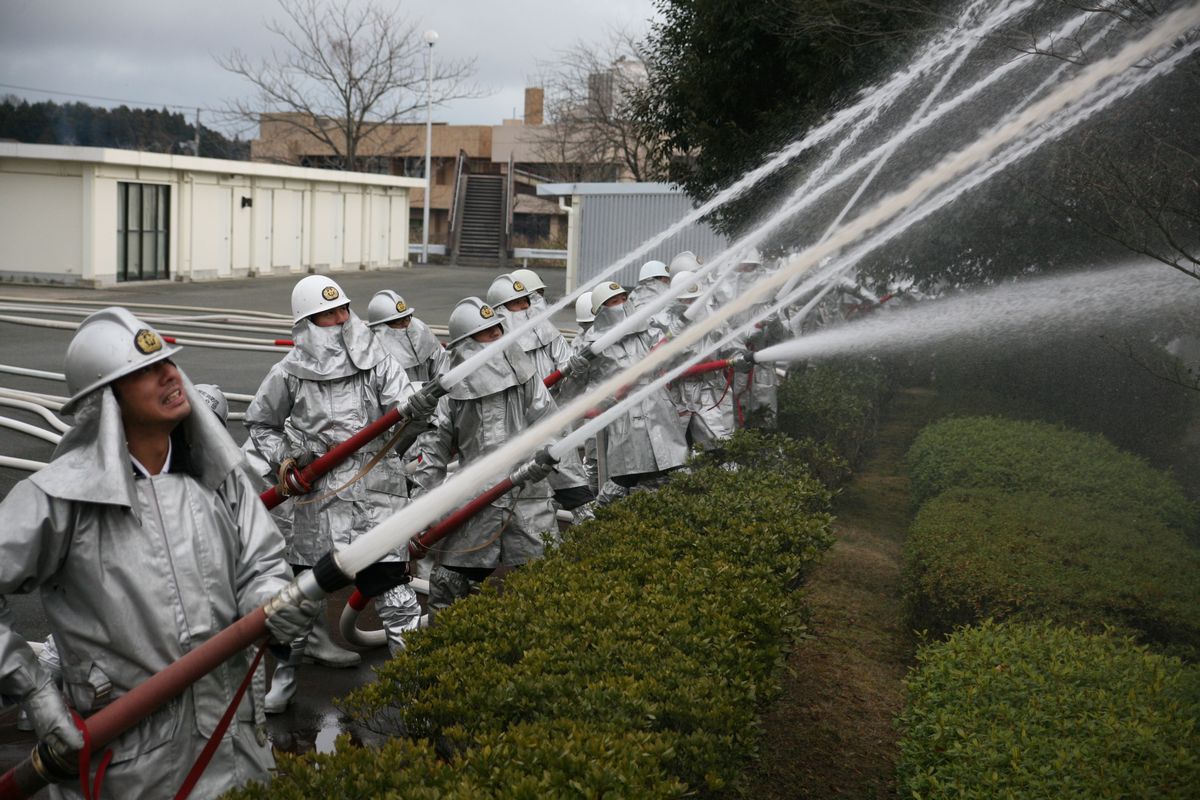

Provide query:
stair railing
left=447, top=149, right=469, bottom=262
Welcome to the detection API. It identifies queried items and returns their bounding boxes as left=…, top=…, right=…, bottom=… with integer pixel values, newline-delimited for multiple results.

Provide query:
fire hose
left=0, top=444, right=562, bottom=800
left=8, top=7, right=1180, bottom=785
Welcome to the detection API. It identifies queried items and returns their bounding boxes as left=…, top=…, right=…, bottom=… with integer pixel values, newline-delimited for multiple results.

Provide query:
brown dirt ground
left=740, top=388, right=939, bottom=799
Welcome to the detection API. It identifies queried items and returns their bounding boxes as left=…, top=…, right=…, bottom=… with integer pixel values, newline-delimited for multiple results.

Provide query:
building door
left=117, top=182, right=170, bottom=281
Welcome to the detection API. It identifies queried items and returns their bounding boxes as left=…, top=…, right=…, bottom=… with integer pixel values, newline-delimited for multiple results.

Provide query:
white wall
left=0, top=144, right=420, bottom=287
left=0, top=166, right=84, bottom=284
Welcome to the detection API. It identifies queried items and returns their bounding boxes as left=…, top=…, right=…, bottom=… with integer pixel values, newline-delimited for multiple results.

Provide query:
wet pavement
left=0, top=265, right=569, bottom=791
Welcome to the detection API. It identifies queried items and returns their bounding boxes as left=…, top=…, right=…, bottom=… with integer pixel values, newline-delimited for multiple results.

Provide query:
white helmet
left=671, top=270, right=703, bottom=300
left=510, top=268, right=546, bottom=294
left=291, top=275, right=350, bottom=325
left=367, top=289, right=414, bottom=327
left=638, top=260, right=670, bottom=283
left=669, top=251, right=701, bottom=273
left=575, top=292, right=595, bottom=324
left=738, top=248, right=763, bottom=267
left=193, top=383, right=229, bottom=424
left=590, top=281, right=627, bottom=314
left=448, top=297, right=503, bottom=346
left=486, top=273, right=534, bottom=308
left=63, top=307, right=182, bottom=413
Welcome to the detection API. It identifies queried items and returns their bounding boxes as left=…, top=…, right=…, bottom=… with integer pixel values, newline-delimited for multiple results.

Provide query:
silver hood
left=447, top=336, right=537, bottom=400
left=375, top=316, right=441, bottom=370
left=30, top=372, right=245, bottom=512
left=282, top=312, right=386, bottom=380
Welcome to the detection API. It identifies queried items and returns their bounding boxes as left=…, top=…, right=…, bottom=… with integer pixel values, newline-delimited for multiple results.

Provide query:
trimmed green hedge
left=225, top=431, right=834, bottom=798
left=231, top=724, right=687, bottom=799
left=777, top=359, right=890, bottom=480
left=904, top=488, right=1200, bottom=659
left=897, top=620, right=1200, bottom=798
left=906, top=416, right=1197, bottom=532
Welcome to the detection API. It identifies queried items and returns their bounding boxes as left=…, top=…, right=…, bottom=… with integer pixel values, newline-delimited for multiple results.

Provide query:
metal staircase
left=451, top=174, right=507, bottom=267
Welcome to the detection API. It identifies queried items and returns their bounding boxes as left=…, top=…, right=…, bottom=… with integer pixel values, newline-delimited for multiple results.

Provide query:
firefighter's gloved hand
left=554, top=484, right=595, bottom=510
left=564, top=353, right=591, bottom=380
left=405, top=389, right=439, bottom=420
left=23, top=672, right=83, bottom=755
left=510, top=456, right=556, bottom=486
left=277, top=458, right=311, bottom=497
left=266, top=595, right=322, bottom=645
left=730, top=351, right=755, bottom=373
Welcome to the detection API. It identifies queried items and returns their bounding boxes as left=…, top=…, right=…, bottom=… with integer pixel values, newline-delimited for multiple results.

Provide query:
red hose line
left=543, top=369, right=563, bottom=388
left=259, top=407, right=404, bottom=510
left=410, top=479, right=515, bottom=557
left=347, top=590, right=370, bottom=611
left=0, top=610, right=269, bottom=800
left=676, top=359, right=730, bottom=381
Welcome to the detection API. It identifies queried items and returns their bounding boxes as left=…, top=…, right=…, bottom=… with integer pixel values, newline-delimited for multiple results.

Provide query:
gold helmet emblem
left=512, top=280, right=526, bottom=292
left=134, top=329, right=163, bottom=355
left=395, top=300, right=408, bottom=313
left=480, top=304, right=495, bottom=319
left=609, top=282, right=620, bottom=291
left=321, top=286, right=340, bottom=301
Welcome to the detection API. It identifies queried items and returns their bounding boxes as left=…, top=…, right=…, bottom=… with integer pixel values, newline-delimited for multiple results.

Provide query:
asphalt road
left=0, top=264, right=572, bottom=785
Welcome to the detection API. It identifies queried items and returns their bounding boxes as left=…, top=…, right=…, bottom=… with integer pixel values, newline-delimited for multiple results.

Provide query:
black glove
left=554, top=485, right=596, bottom=510
left=355, top=561, right=411, bottom=599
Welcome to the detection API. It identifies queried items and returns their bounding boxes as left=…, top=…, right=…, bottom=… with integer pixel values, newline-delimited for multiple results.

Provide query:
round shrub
left=906, top=416, right=1197, bottom=532
left=904, top=488, right=1200, bottom=659
left=897, top=620, right=1200, bottom=799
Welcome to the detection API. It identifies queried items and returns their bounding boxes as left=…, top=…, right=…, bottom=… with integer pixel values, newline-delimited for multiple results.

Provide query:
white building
left=0, top=142, right=422, bottom=287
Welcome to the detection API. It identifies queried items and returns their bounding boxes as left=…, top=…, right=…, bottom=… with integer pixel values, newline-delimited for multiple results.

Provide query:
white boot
left=376, top=583, right=422, bottom=657
left=264, top=661, right=298, bottom=714
left=303, top=601, right=361, bottom=667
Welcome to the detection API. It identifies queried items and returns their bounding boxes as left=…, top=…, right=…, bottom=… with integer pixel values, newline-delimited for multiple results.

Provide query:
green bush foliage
left=229, top=724, right=687, bottom=799
left=905, top=489, right=1200, bottom=658
left=897, top=620, right=1200, bottom=798
left=225, top=431, right=834, bottom=797
left=906, top=416, right=1197, bottom=532
left=777, top=359, right=890, bottom=474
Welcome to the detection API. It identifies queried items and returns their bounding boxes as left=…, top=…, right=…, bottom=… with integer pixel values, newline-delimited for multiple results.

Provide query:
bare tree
left=1013, top=2, right=1200, bottom=282
left=533, top=30, right=668, bottom=183
left=219, top=0, right=481, bottom=172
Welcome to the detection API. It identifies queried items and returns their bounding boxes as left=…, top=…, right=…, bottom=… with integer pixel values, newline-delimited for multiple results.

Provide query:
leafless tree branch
left=217, top=0, right=486, bottom=171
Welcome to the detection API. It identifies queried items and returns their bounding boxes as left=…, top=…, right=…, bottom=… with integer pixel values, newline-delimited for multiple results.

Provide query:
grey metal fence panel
left=578, top=191, right=728, bottom=290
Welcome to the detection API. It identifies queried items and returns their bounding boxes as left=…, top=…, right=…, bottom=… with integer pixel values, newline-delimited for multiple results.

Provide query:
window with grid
left=117, top=183, right=170, bottom=281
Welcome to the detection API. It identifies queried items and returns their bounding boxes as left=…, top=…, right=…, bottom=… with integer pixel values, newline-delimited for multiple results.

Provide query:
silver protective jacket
left=245, top=315, right=416, bottom=566
left=654, top=302, right=736, bottom=445
left=501, top=298, right=571, bottom=381
left=413, top=339, right=587, bottom=569
left=728, top=268, right=789, bottom=422
left=0, top=381, right=289, bottom=799
left=578, top=304, right=689, bottom=478
left=373, top=316, right=449, bottom=385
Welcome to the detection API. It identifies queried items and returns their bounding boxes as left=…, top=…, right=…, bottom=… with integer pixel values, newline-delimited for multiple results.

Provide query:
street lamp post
left=421, top=29, right=438, bottom=264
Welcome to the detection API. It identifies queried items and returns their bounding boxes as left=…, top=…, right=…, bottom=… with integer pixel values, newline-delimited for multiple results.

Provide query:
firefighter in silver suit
left=0, top=308, right=311, bottom=799
left=412, top=297, right=591, bottom=615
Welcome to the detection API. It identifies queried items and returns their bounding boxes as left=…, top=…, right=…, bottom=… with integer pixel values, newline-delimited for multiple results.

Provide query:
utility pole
left=194, top=108, right=201, bottom=157
left=421, top=29, right=439, bottom=264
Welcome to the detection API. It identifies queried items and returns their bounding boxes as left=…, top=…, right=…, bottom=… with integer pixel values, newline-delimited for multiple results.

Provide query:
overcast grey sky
left=0, top=0, right=659, bottom=137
